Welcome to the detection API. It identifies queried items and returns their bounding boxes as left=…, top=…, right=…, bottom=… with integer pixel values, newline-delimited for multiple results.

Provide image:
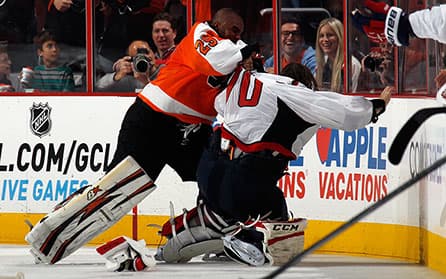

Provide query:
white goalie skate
left=25, top=156, right=157, bottom=264
left=223, top=218, right=307, bottom=266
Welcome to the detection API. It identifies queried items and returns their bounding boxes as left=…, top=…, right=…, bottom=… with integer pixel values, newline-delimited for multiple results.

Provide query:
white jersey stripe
left=140, top=83, right=215, bottom=122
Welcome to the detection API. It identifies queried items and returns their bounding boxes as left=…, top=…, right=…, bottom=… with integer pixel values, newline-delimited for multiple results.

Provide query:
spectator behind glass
left=315, top=17, right=360, bottom=93
left=0, top=46, right=15, bottom=92
left=123, top=0, right=167, bottom=49
left=152, top=12, right=177, bottom=65
left=45, top=0, right=94, bottom=47
left=360, top=42, right=394, bottom=89
left=21, top=30, right=75, bottom=92
left=0, top=0, right=37, bottom=44
left=44, top=0, right=160, bottom=71
left=264, top=17, right=316, bottom=75
left=96, top=40, right=161, bottom=92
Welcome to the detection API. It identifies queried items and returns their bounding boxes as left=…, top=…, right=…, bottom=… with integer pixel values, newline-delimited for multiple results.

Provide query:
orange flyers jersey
left=138, top=22, right=246, bottom=124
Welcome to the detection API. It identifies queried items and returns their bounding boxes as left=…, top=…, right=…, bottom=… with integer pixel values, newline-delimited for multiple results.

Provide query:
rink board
left=0, top=96, right=444, bottom=274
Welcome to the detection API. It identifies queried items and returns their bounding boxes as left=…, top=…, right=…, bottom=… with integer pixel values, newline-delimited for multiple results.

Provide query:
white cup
left=20, top=67, right=34, bottom=85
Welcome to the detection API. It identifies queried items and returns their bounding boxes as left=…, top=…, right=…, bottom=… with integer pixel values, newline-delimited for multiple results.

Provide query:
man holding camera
left=96, top=40, right=161, bottom=92
left=360, top=42, right=394, bottom=88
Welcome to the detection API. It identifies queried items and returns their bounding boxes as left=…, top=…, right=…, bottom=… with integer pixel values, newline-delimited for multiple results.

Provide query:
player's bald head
left=212, top=8, right=242, bottom=24
left=211, top=8, right=244, bottom=43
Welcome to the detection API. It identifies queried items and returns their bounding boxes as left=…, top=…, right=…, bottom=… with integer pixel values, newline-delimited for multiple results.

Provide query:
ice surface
left=0, top=245, right=445, bottom=279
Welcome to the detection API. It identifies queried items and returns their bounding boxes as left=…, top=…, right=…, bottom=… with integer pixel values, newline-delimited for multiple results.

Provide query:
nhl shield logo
left=30, top=103, right=52, bottom=137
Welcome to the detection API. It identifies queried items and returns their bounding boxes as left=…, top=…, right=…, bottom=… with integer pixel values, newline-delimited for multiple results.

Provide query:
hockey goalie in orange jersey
left=25, top=8, right=260, bottom=265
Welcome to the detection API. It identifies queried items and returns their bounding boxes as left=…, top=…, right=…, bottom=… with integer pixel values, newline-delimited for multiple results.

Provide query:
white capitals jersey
left=215, top=67, right=375, bottom=159
left=409, top=4, right=446, bottom=44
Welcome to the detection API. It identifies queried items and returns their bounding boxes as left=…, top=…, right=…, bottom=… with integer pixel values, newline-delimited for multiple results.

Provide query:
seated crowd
left=0, top=1, right=432, bottom=94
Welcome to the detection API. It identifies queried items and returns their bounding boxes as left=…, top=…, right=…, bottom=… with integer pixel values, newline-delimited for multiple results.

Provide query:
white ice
left=0, top=245, right=445, bottom=279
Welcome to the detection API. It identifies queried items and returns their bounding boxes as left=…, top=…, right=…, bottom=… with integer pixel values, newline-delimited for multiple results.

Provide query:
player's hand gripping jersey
left=215, top=67, right=379, bottom=159
left=138, top=22, right=246, bottom=124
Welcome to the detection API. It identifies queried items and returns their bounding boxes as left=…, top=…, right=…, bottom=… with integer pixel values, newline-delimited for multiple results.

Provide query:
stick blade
left=388, top=107, right=446, bottom=165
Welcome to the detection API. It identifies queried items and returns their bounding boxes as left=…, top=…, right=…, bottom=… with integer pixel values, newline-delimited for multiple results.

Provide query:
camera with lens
left=132, top=48, right=152, bottom=73
left=363, top=56, right=384, bottom=72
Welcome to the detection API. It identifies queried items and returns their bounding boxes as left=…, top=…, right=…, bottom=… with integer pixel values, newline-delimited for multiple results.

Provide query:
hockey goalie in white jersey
left=153, top=64, right=393, bottom=267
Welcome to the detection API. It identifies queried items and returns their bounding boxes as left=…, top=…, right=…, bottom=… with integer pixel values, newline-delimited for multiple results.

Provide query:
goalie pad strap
left=160, top=202, right=236, bottom=239
left=160, top=207, right=198, bottom=237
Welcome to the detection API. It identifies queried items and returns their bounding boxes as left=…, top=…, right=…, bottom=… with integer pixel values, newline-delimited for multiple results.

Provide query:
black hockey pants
left=107, top=97, right=212, bottom=182
left=197, top=130, right=289, bottom=222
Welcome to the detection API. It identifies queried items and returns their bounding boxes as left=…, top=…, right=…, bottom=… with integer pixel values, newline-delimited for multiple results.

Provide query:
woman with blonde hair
left=316, top=17, right=360, bottom=93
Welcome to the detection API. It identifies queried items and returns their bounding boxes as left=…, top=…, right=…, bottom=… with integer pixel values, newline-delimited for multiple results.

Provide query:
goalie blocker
left=25, top=156, right=157, bottom=264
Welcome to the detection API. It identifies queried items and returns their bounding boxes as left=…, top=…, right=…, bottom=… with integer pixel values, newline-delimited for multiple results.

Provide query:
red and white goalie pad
left=25, top=156, right=157, bottom=264
left=96, top=236, right=156, bottom=272
left=155, top=202, right=236, bottom=263
left=260, top=218, right=307, bottom=265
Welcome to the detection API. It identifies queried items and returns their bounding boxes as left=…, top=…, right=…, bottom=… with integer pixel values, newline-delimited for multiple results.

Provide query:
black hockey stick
left=260, top=154, right=446, bottom=279
left=388, top=107, right=446, bottom=165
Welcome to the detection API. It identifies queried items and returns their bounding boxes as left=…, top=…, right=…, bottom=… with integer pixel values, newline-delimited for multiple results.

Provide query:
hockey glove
left=384, top=6, right=415, bottom=46
left=351, top=0, right=390, bottom=43
left=96, top=236, right=156, bottom=272
left=370, top=99, right=386, bottom=123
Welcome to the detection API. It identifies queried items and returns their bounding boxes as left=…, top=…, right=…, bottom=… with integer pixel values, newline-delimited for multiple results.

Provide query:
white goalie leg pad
left=25, top=156, right=157, bottom=264
left=259, top=218, right=307, bottom=266
left=96, top=236, right=156, bottom=272
left=157, top=227, right=224, bottom=263
left=155, top=202, right=236, bottom=263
